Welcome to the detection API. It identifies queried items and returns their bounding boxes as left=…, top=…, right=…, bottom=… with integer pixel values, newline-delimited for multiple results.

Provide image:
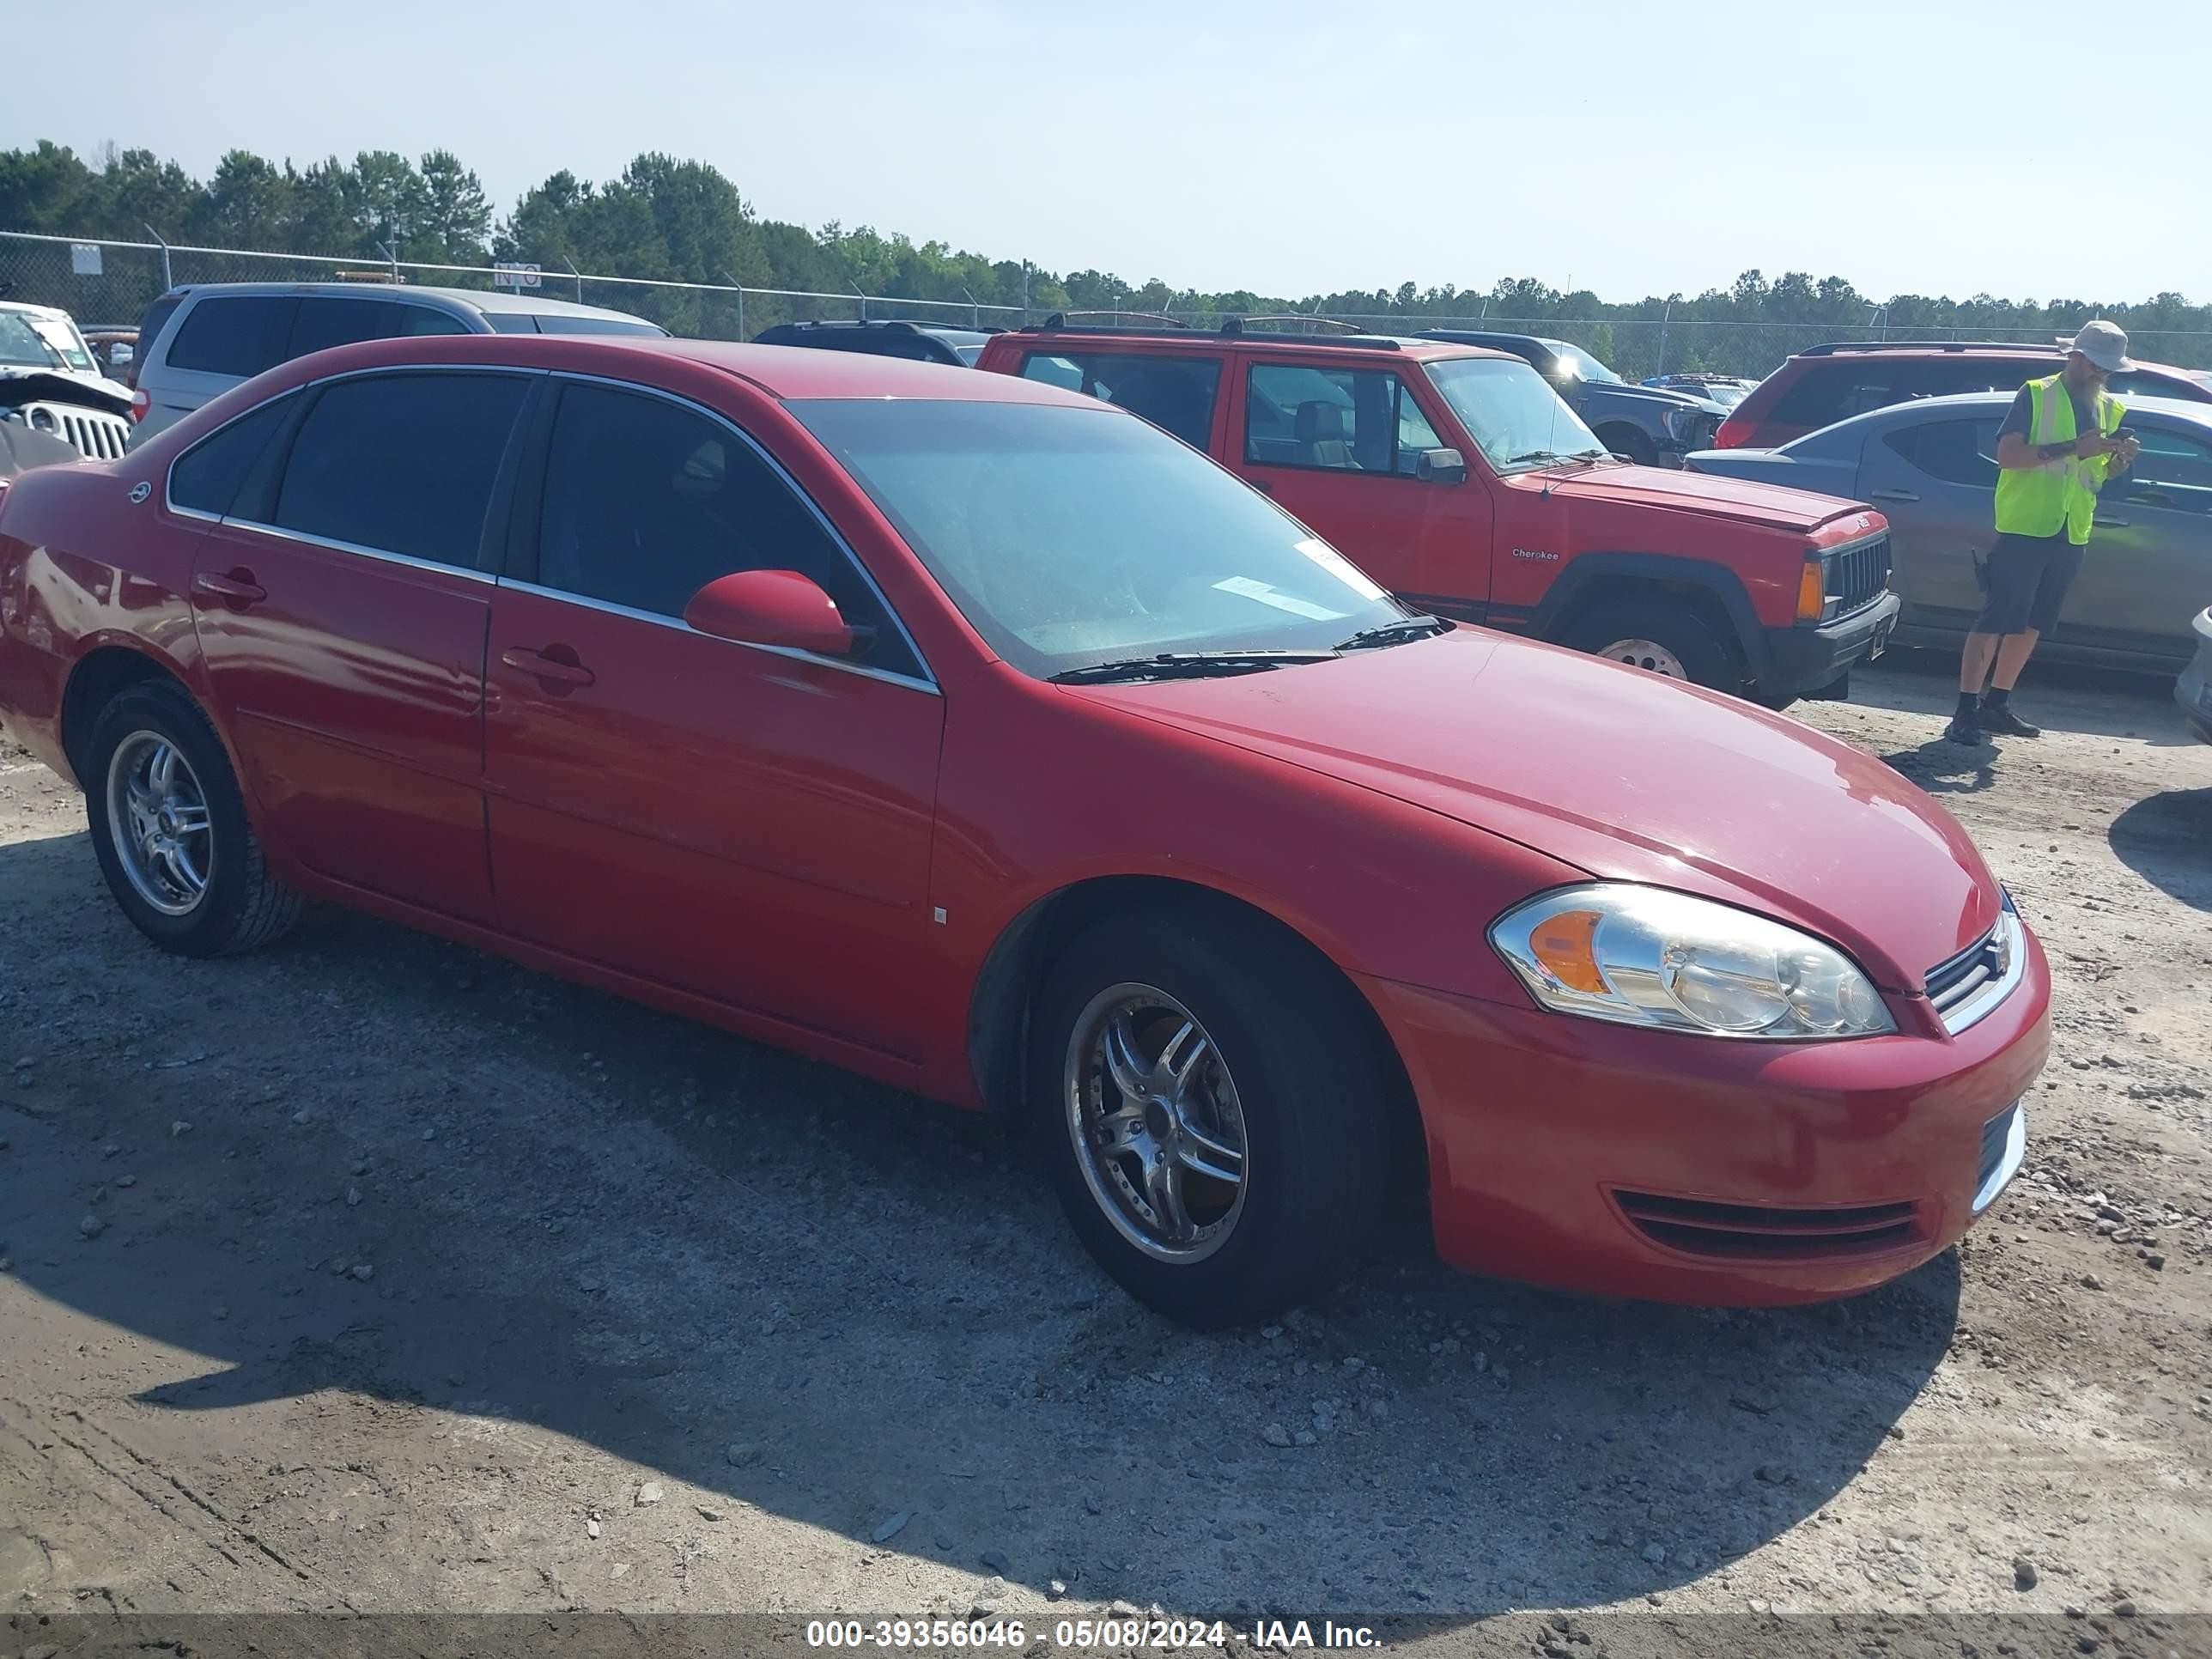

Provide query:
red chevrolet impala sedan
left=0, top=336, right=2047, bottom=1325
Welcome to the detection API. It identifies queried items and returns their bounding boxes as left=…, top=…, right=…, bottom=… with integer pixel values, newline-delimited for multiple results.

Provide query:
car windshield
left=0, top=312, right=72, bottom=370
left=791, top=398, right=1415, bottom=679
left=1545, top=341, right=1620, bottom=384
left=1423, top=356, right=1609, bottom=472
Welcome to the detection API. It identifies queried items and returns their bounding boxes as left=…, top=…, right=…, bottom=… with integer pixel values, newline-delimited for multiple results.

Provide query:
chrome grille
left=1924, top=906, right=2024, bottom=1034
left=1828, top=533, right=1892, bottom=616
left=24, top=403, right=131, bottom=461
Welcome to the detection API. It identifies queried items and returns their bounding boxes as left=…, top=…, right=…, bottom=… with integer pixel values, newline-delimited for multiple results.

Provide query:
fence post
left=720, top=270, right=745, bottom=340
left=563, top=259, right=582, bottom=304
left=962, top=285, right=979, bottom=326
left=850, top=284, right=867, bottom=323
left=1021, top=262, right=1030, bottom=325
left=1656, top=298, right=1671, bottom=378
left=143, top=223, right=173, bottom=291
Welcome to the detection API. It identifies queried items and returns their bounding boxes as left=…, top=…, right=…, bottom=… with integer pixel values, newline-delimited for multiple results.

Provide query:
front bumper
left=1759, top=591, right=1901, bottom=698
left=1357, top=919, right=2051, bottom=1305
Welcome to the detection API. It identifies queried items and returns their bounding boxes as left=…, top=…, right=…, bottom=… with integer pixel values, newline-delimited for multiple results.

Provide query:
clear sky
left=14, top=0, right=2209, bottom=304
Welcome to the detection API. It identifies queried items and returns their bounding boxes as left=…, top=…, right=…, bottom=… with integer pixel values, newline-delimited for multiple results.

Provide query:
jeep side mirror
left=1415, top=447, right=1468, bottom=485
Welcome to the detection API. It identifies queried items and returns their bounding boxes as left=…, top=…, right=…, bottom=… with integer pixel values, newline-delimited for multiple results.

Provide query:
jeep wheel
left=1564, top=599, right=1737, bottom=692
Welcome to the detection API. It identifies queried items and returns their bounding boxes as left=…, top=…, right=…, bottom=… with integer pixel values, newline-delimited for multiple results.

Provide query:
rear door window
left=1244, top=363, right=1438, bottom=476
left=1016, top=350, right=1220, bottom=448
left=270, top=372, right=530, bottom=567
left=165, top=295, right=300, bottom=378
left=1770, top=362, right=1904, bottom=430
left=1882, top=417, right=2002, bottom=488
left=2126, top=423, right=2212, bottom=507
left=288, top=297, right=405, bottom=358
left=399, top=305, right=469, bottom=337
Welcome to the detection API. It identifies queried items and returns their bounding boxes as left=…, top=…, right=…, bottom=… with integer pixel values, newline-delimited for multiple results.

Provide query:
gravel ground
left=2, top=652, right=2207, bottom=1657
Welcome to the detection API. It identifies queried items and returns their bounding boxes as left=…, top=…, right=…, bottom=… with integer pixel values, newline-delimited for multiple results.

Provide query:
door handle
left=191, top=568, right=266, bottom=605
left=2093, top=516, right=2129, bottom=528
left=501, top=646, right=595, bottom=688
left=1867, top=489, right=1920, bottom=503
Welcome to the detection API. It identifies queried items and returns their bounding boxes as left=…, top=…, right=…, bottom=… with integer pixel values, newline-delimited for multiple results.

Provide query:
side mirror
left=1415, top=447, right=1468, bottom=484
left=683, top=569, right=854, bottom=657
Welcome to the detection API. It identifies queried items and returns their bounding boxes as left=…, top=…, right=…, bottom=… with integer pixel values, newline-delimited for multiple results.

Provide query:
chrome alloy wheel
left=1598, top=636, right=1687, bottom=678
left=1064, top=983, right=1249, bottom=1263
left=106, top=730, right=213, bottom=916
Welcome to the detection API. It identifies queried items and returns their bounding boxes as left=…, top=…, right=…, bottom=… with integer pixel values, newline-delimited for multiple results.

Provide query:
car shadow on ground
left=1, top=830, right=1959, bottom=1620
left=2108, top=787, right=2212, bottom=913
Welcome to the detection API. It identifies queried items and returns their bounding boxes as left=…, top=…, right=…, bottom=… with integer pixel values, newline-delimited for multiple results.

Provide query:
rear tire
left=1563, top=598, right=1738, bottom=692
left=1028, top=908, right=1389, bottom=1328
left=84, top=680, right=301, bottom=957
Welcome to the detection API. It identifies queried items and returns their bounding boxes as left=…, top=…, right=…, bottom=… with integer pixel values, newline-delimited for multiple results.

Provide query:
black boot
left=1943, top=692, right=1984, bottom=744
left=1979, top=692, right=2040, bottom=738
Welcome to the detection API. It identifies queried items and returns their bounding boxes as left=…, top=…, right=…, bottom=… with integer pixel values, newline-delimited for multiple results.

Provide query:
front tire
left=1029, top=908, right=1389, bottom=1328
left=85, top=680, right=301, bottom=957
left=1563, top=598, right=1739, bottom=692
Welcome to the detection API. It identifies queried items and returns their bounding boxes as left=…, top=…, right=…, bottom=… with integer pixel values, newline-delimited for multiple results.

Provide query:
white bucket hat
left=2061, top=319, right=2134, bottom=373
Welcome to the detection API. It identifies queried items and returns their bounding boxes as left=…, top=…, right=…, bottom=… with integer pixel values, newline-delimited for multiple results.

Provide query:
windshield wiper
left=1504, top=447, right=1607, bottom=469
left=1334, top=616, right=1451, bottom=651
left=1047, top=649, right=1340, bottom=684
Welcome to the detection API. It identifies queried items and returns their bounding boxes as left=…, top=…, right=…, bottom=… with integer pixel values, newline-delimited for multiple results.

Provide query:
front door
left=2064, top=417, right=2212, bottom=661
left=483, top=379, right=945, bottom=1059
left=1229, top=358, right=1487, bottom=619
left=188, top=368, right=532, bottom=921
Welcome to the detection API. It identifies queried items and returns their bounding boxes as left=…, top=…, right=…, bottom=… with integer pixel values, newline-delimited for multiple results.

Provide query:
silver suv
left=130, top=282, right=667, bottom=441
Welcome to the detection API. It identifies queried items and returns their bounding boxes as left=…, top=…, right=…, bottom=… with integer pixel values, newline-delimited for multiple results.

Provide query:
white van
left=130, top=282, right=667, bottom=440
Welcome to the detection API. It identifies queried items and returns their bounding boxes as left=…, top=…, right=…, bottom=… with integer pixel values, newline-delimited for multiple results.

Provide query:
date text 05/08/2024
left=803, top=1618, right=1382, bottom=1650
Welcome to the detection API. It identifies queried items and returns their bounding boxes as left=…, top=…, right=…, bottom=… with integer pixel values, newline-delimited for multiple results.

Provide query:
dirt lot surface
left=3, top=653, right=2208, bottom=1658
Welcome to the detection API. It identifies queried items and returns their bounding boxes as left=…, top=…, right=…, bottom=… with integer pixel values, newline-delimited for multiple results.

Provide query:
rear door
left=482, top=377, right=945, bottom=1057
left=1853, top=411, right=2004, bottom=632
left=188, top=368, right=532, bottom=921
left=1228, top=356, right=1483, bottom=613
left=2064, top=417, right=2212, bottom=661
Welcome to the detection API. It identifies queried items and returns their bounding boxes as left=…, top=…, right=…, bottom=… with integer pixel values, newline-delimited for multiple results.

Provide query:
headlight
left=1662, top=407, right=1699, bottom=442
left=27, top=408, right=57, bottom=432
left=1489, top=884, right=1896, bottom=1040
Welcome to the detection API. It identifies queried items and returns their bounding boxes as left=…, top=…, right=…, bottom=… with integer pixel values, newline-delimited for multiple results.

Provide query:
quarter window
left=1017, top=351, right=1220, bottom=449
left=1244, top=364, right=1442, bottom=476
left=168, top=392, right=297, bottom=516
left=271, top=373, right=529, bottom=566
left=532, top=382, right=920, bottom=678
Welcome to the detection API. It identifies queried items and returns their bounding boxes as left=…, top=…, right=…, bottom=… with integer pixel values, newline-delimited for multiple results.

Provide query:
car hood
left=1583, top=380, right=1727, bottom=416
left=0, top=368, right=134, bottom=416
left=1522, top=460, right=1870, bottom=532
left=1066, top=628, right=1997, bottom=991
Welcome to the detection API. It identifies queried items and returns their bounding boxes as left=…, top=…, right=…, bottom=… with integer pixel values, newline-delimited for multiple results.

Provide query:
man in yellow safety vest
left=1946, top=321, right=2141, bottom=743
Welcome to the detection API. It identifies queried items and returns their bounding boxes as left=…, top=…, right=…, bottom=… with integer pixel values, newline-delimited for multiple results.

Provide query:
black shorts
left=1975, top=531, right=2083, bottom=635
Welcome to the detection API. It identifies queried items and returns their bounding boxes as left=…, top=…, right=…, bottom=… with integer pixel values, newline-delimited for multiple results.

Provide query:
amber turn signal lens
left=1529, top=908, right=1609, bottom=994
left=1796, top=560, right=1826, bottom=622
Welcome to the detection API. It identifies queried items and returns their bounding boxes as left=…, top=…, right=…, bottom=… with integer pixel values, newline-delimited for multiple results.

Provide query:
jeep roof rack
left=1795, top=339, right=2063, bottom=357
left=1221, top=313, right=1366, bottom=335
left=763, top=317, right=1002, bottom=335
left=1018, top=313, right=1404, bottom=350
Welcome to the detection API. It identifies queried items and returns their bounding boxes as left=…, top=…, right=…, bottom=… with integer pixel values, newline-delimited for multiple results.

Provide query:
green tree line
left=4, top=140, right=2209, bottom=373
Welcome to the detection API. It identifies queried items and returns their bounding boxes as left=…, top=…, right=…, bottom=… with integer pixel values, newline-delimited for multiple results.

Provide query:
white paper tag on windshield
left=1292, top=537, right=1389, bottom=601
left=1212, top=576, right=1348, bottom=622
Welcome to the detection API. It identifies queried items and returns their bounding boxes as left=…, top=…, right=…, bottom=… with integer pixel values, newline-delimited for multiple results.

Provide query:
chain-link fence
left=7, top=228, right=2210, bottom=380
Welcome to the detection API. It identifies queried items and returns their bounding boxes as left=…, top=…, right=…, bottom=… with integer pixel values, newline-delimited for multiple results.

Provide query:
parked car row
left=0, top=325, right=2048, bottom=1325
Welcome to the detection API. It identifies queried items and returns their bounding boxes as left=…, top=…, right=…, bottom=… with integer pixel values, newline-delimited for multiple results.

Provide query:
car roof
left=1006, top=325, right=1516, bottom=365
left=158, top=281, right=649, bottom=323
left=1797, top=390, right=2212, bottom=441
left=1790, top=339, right=2198, bottom=376
left=251, top=332, right=1108, bottom=406
left=758, top=319, right=994, bottom=343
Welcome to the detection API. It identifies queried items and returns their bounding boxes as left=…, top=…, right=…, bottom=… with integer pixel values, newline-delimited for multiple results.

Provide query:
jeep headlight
left=1662, top=406, right=1704, bottom=444
left=1490, top=884, right=1895, bottom=1039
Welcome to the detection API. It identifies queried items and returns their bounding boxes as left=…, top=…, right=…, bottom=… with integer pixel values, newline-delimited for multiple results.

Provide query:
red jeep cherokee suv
left=976, top=319, right=1901, bottom=703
